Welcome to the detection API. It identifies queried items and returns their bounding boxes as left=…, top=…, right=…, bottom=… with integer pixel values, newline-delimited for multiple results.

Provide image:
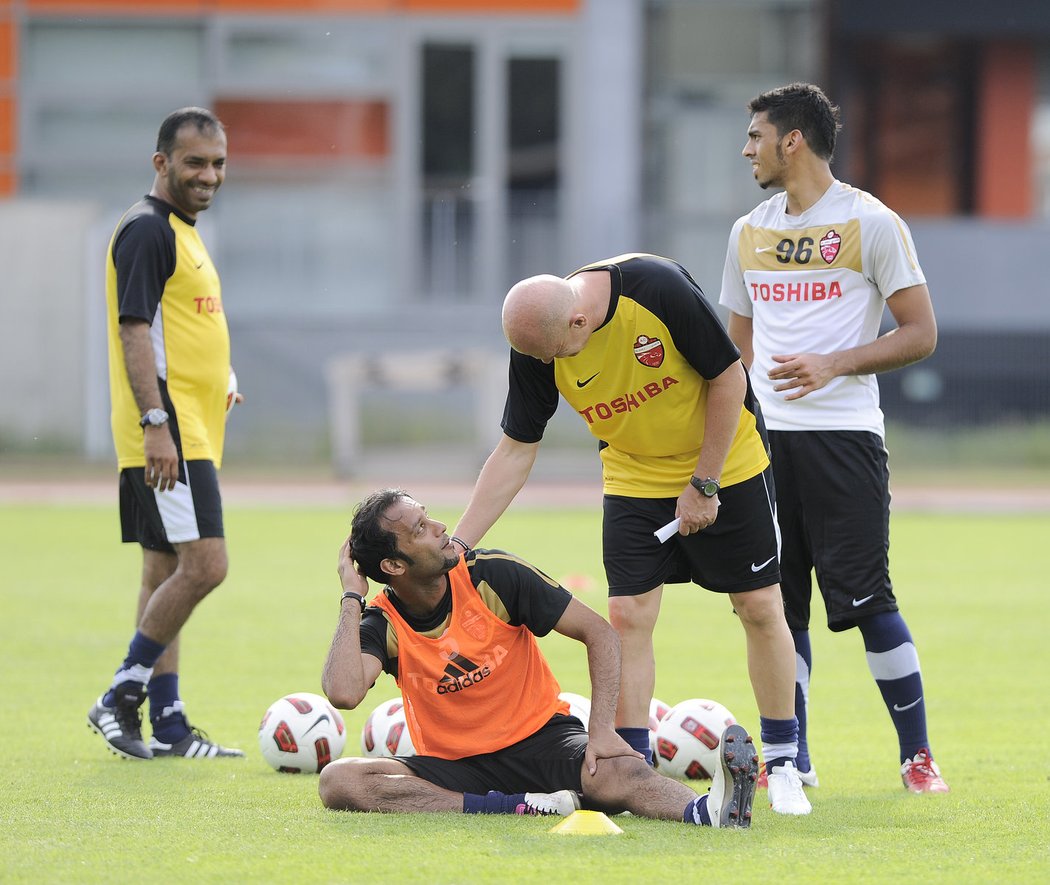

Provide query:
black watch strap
left=690, top=476, right=720, bottom=497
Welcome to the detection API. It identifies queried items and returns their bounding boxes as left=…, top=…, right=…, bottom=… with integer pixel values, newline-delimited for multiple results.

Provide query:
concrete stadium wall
left=0, top=199, right=106, bottom=452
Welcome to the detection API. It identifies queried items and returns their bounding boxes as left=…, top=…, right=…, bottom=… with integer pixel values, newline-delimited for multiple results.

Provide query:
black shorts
left=770, top=429, right=897, bottom=632
left=398, top=714, right=587, bottom=795
left=603, top=467, right=781, bottom=597
left=119, top=460, right=224, bottom=552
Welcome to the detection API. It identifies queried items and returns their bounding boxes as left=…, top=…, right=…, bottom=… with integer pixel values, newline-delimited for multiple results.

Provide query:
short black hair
left=748, top=83, right=841, bottom=161
left=349, top=488, right=415, bottom=583
left=156, top=107, right=224, bottom=156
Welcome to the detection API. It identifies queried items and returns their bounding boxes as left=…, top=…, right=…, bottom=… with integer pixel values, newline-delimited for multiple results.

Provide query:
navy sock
left=792, top=629, right=813, bottom=772
left=759, top=715, right=799, bottom=772
left=147, top=674, right=192, bottom=742
left=148, top=673, right=180, bottom=723
left=683, top=794, right=711, bottom=826
left=102, top=632, right=166, bottom=706
left=616, top=726, right=654, bottom=766
left=859, top=611, right=930, bottom=762
left=122, top=631, right=167, bottom=671
left=463, top=791, right=527, bottom=814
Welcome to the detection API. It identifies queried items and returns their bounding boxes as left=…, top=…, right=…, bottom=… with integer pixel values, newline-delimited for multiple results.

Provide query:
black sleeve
left=112, top=212, right=176, bottom=324
left=468, top=549, right=573, bottom=636
left=358, top=607, right=396, bottom=677
left=626, top=257, right=740, bottom=380
left=500, top=349, right=560, bottom=444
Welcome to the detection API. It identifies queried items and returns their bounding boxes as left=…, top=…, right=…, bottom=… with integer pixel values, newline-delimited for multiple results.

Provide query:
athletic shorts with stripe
left=603, top=466, right=781, bottom=597
left=119, top=460, right=224, bottom=552
left=398, top=714, right=588, bottom=795
left=770, top=429, right=898, bottom=633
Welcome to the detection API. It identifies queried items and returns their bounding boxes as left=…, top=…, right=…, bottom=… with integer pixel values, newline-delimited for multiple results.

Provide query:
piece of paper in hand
left=654, top=518, right=680, bottom=544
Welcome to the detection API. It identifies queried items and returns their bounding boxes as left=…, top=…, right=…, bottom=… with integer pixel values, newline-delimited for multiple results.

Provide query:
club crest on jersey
left=460, top=607, right=489, bottom=642
left=633, top=335, right=664, bottom=368
left=820, top=229, right=841, bottom=264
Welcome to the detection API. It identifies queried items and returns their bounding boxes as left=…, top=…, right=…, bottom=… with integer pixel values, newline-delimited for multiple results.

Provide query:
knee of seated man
left=318, top=757, right=361, bottom=810
left=584, top=752, right=653, bottom=795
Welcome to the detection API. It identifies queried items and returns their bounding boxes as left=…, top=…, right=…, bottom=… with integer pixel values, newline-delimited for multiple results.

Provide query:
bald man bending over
left=452, top=254, right=811, bottom=816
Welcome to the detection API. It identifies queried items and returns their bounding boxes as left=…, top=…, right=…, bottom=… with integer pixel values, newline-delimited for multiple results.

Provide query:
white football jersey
left=719, top=180, right=925, bottom=435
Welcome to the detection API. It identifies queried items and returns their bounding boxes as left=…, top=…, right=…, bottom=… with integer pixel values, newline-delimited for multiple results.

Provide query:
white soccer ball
left=654, top=698, right=736, bottom=780
left=648, top=696, right=672, bottom=765
left=558, top=691, right=591, bottom=729
left=361, top=696, right=416, bottom=757
left=258, top=692, right=346, bottom=773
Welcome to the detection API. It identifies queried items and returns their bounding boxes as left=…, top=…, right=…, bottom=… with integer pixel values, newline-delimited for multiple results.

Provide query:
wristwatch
left=690, top=476, right=720, bottom=497
left=139, top=408, right=169, bottom=428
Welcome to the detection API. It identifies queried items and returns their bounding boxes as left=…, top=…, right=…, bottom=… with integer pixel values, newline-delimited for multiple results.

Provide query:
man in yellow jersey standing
left=719, top=82, right=948, bottom=794
left=320, top=488, right=759, bottom=828
left=88, top=108, right=244, bottom=760
left=450, top=253, right=810, bottom=815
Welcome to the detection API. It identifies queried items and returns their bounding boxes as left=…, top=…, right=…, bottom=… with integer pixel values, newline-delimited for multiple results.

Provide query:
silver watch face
left=142, top=408, right=169, bottom=426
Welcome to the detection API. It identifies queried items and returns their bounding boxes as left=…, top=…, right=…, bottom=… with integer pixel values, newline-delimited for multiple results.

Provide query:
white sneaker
left=767, top=762, right=812, bottom=815
left=798, top=765, right=820, bottom=788
left=518, top=790, right=581, bottom=816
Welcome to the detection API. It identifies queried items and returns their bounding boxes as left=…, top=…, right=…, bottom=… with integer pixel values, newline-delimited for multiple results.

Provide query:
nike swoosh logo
left=852, top=594, right=875, bottom=607
left=755, top=245, right=776, bottom=253
left=893, top=697, right=922, bottom=712
left=750, top=555, right=776, bottom=573
left=576, top=372, right=600, bottom=388
left=195, top=261, right=204, bottom=269
left=305, top=714, right=331, bottom=733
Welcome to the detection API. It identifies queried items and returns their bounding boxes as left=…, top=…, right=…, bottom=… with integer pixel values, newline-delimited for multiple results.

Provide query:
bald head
left=502, top=275, right=576, bottom=360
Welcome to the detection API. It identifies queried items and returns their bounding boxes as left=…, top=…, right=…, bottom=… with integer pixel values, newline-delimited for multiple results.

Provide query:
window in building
left=420, top=43, right=477, bottom=300
left=505, top=56, right=561, bottom=287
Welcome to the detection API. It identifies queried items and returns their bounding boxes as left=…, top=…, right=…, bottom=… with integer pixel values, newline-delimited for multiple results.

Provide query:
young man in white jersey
left=719, top=82, right=949, bottom=794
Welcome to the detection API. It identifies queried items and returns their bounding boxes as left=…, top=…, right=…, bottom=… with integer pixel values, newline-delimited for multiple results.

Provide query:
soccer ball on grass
left=258, top=692, right=346, bottom=773
left=361, top=696, right=416, bottom=757
left=655, top=698, right=736, bottom=779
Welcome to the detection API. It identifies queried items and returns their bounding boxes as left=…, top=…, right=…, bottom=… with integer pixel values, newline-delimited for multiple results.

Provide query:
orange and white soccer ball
left=258, top=692, right=346, bottom=773
left=558, top=691, right=592, bottom=729
left=654, top=698, right=736, bottom=780
left=648, top=696, right=672, bottom=766
left=361, top=697, right=416, bottom=757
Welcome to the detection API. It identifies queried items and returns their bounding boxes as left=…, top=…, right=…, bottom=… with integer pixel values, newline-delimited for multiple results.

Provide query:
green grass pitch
left=1, top=501, right=1047, bottom=883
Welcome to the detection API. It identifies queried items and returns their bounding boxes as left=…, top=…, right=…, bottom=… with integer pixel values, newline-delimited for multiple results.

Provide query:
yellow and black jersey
left=106, top=195, right=230, bottom=469
left=503, top=253, right=769, bottom=497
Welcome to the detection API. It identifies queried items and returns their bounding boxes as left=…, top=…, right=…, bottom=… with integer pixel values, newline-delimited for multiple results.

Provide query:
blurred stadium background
left=1, top=0, right=1048, bottom=482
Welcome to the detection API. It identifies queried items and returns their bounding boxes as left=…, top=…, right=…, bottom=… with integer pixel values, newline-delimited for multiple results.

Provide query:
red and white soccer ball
left=655, top=698, right=736, bottom=780
left=648, top=696, right=672, bottom=765
left=258, top=692, right=346, bottom=773
left=558, top=691, right=592, bottom=728
left=361, top=697, right=416, bottom=757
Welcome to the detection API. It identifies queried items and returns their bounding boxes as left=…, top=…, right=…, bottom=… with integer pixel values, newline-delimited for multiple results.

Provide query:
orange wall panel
left=215, top=99, right=389, bottom=160
left=28, top=1, right=208, bottom=11
left=0, top=19, right=15, bottom=80
left=977, top=42, right=1034, bottom=219
left=213, top=0, right=395, bottom=10
left=0, top=96, right=13, bottom=155
left=404, top=0, right=578, bottom=10
left=28, top=0, right=577, bottom=12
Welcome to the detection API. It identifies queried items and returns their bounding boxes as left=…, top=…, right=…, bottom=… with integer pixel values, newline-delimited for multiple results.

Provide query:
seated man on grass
left=318, top=488, right=758, bottom=828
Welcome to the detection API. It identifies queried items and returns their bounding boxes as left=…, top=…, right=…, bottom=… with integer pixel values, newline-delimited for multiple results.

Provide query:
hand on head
left=338, top=537, right=368, bottom=595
